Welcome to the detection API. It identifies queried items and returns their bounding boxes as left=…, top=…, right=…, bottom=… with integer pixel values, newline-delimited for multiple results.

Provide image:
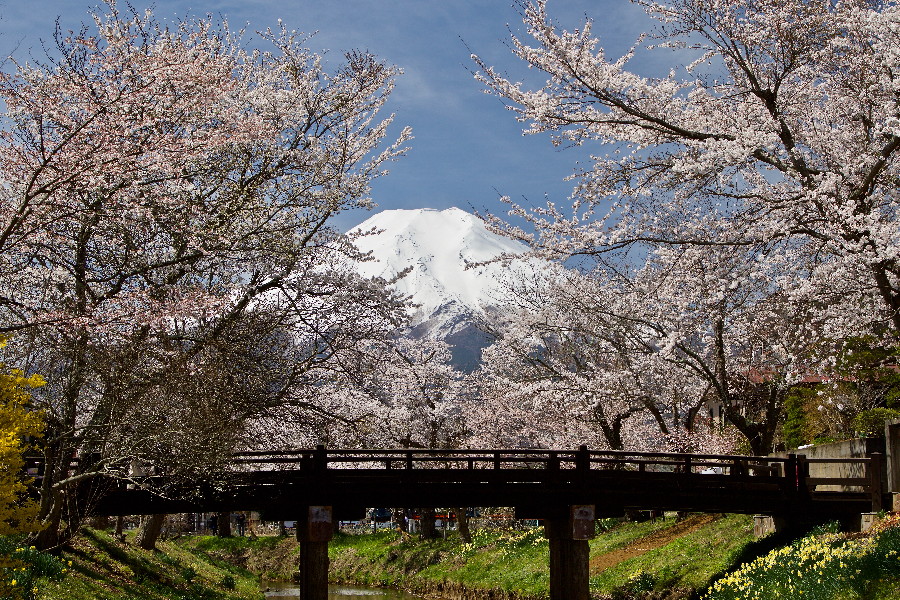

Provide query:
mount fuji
left=350, top=207, right=535, bottom=371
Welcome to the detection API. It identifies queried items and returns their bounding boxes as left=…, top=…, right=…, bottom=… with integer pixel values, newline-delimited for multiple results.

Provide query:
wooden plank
left=806, top=477, right=868, bottom=487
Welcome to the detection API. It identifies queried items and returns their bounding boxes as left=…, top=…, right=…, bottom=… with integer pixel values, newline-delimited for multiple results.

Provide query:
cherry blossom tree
left=248, top=336, right=470, bottom=539
left=0, top=2, right=410, bottom=548
left=473, top=0, right=900, bottom=338
left=468, top=0, right=900, bottom=454
left=267, top=338, right=469, bottom=451
left=620, top=243, right=830, bottom=455
left=361, top=338, right=469, bottom=540
left=477, top=239, right=827, bottom=455
left=475, top=266, right=663, bottom=451
left=376, top=338, right=470, bottom=450
left=475, top=261, right=721, bottom=452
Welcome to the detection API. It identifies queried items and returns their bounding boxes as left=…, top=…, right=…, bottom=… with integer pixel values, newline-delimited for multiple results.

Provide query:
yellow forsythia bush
left=0, top=339, right=44, bottom=537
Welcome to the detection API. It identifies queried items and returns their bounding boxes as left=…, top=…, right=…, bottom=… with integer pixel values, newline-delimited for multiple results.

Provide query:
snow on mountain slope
left=351, top=207, right=531, bottom=321
left=350, top=207, right=536, bottom=370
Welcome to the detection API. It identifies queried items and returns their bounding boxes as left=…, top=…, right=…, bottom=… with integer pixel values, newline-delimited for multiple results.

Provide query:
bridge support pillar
left=544, top=505, right=595, bottom=600
left=296, top=506, right=333, bottom=600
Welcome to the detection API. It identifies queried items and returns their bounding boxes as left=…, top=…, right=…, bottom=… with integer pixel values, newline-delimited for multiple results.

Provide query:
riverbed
left=262, top=582, right=428, bottom=599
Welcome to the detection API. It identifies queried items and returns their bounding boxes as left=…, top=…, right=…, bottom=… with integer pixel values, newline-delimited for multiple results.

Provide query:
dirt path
left=590, top=514, right=717, bottom=573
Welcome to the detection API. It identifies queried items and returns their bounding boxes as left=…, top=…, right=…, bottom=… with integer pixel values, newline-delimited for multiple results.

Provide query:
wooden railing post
left=796, top=454, right=810, bottom=497
left=576, top=445, right=589, bottom=473
left=869, top=452, right=884, bottom=513
left=406, top=451, right=413, bottom=470
left=548, top=451, right=560, bottom=471
left=785, top=453, right=797, bottom=494
left=314, top=445, right=327, bottom=472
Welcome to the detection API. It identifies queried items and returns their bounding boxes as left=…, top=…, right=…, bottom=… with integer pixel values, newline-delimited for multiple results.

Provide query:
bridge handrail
left=226, top=448, right=884, bottom=497
left=230, top=448, right=784, bottom=462
left=228, top=448, right=789, bottom=480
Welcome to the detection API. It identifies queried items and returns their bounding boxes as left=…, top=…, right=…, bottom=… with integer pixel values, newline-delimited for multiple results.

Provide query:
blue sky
left=0, top=1, right=662, bottom=231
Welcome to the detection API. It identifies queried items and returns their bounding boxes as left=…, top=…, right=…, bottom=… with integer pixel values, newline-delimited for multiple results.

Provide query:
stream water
left=261, top=582, right=429, bottom=599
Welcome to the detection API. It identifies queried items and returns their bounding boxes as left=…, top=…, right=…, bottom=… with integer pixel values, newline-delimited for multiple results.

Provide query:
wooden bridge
left=89, top=446, right=885, bottom=520
left=61, top=446, right=887, bottom=600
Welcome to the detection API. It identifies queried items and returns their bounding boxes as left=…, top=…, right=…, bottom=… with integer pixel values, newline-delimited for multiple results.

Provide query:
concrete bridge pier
left=544, top=505, right=596, bottom=600
left=296, top=506, right=333, bottom=600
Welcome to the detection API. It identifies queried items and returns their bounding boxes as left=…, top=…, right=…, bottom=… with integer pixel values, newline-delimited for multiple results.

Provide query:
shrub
left=782, top=388, right=813, bottom=449
left=0, top=343, right=45, bottom=538
left=853, top=407, right=900, bottom=438
left=611, top=570, right=657, bottom=599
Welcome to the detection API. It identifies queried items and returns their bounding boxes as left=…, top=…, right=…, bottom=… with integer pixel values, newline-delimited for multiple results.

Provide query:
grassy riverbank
left=17, top=515, right=758, bottom=599
left=29, top=528, right=263, bottom=600
left=328, top=513, right=759, bottom=599
left=16, top=512, right=900, bottom=599
left=327, top=512, right=900, bottom=600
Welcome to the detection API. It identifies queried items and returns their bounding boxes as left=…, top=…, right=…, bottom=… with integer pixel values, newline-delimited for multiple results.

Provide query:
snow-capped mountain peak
left=350, top=207, right=536, bottom=370
left=351, top=207, right=529, bottom=322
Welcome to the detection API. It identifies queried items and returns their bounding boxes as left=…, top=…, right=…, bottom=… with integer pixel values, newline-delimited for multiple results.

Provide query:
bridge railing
left=796, top=454, right=885, bottom=512
left=229, top=446, right=784, bottom=476
left=228, top=446, right=885, bottom=510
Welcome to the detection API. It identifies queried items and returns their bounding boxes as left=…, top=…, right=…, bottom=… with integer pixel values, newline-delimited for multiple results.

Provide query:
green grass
left=32, top=529, right=264, bottom=600
left=589, top=514, right=756, bottom=596
left=182, top=534, right=296, bottom=581
left=328, top=514, right=762, bottom=599
left=327, top=528, right=553, bottom=596
left=588, top=517, right=677, bottom=555
left=420, top=528, right=550, bottom=596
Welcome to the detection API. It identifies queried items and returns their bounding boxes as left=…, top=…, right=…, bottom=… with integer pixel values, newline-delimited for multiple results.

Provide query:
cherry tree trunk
left=419, top=508, right=437, bottom=540
left=115, top=515, right=125, bottom=541
left=454, top=508, right=471, bottom=543
left=392, top=508, right=407, bottom=532
left=216, top=512, right=232, bottom=537
left=134, top=514, right=166, bottom=550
